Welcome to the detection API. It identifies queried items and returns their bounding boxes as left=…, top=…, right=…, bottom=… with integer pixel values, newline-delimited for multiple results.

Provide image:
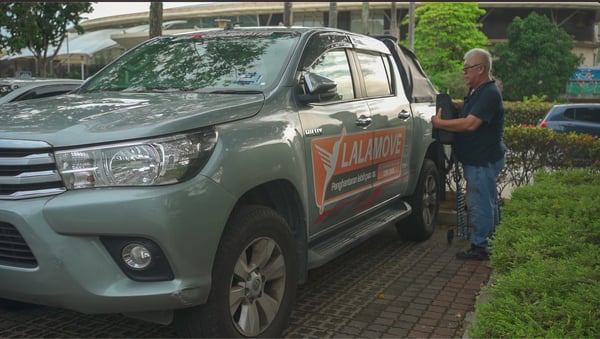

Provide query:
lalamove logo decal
left=311, top=126, right=406, bottom=214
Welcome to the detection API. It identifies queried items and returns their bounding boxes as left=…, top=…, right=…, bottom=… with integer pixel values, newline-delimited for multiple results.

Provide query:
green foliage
left=470, top=169, right=600, bottom=338
left=503, top=101, right=554, bottom=126
left=428, top=71, right=468, bottom=99
left=499, top=125, right=600, bottom=194
left=408, top=2, right=488, bottom=95
left=493, top=12, right=583, bottom=101
left=0, top=2, right=94, bottom=77
left=522, top=94, right=549, bottom=103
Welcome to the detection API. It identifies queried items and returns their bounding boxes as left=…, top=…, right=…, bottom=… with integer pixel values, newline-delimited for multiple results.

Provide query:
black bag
left=433, top=93, right=459, bottom=144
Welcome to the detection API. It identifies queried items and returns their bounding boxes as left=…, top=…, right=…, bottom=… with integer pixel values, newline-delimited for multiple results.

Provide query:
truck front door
left=298, top=41, right=375, bottom=239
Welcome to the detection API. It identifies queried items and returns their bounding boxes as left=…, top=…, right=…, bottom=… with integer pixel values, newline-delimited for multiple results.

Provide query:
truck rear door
left=353, top=50, right=414, bottom=203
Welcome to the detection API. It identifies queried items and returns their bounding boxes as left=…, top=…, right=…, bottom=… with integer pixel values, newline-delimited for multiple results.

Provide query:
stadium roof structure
left=1, top=28, right=122, bottom=62
left=1, top=21, right=187, bottom=62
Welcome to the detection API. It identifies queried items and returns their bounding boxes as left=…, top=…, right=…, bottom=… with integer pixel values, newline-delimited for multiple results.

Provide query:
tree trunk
left=390, top=2, right=398, bottom=39
left=361, top=2, right=369, bottom=34
left=149, top=2, right=163, bottom=38
left=283, top=2, right=293, bottom=27
left=329, top=2, right=337, bottom=28
left=35, top=56, right=42, bottom=78
left=409, top=2, right=416, bottom=51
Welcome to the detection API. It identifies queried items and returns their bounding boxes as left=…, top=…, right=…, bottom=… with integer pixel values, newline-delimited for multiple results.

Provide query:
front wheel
left=396, top=159, right=440, bottom=241
left=175, top=205, right=297, bottom=338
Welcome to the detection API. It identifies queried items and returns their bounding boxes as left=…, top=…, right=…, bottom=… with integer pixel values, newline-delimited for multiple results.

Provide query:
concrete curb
left=462, top=274, right=495, bottom=338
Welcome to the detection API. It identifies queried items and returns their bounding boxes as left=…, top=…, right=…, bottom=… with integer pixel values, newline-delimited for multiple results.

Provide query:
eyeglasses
left=462, top=63, right=481, bottom=74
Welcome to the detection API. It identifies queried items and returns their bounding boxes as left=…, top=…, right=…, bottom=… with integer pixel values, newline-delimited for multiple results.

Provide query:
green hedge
left=469, top=169, right=600, bottom=337
left=458, top=102, right=600, bottom=337
left=499, top=126, right=600, bottom=194
left=443, top=125, right=600, bottom=196
left=504, top=101, right=554, bottom=127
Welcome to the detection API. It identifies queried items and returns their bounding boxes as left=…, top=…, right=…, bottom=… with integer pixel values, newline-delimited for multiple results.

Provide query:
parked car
left=0, top=27, right=444, bottom=338
left=538, top=103, right=600, bottom=137
left=0, top=78, right=82, bottom=104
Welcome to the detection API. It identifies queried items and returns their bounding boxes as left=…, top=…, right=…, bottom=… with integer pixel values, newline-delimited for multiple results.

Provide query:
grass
left=469, top=168, right=600, bottom=338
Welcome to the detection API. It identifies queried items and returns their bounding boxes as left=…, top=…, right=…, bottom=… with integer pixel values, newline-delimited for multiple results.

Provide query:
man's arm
left=432, top=108, right=483, bottom=132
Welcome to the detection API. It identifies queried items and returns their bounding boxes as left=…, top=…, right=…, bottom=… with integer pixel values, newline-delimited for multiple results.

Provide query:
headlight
left=55, top=129, right=217, bottom=189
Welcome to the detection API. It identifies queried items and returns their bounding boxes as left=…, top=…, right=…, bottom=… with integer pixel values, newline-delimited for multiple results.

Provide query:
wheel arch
left=228, top=179, right=309, bottom=283
left=425, top=140, right=449, bottom=200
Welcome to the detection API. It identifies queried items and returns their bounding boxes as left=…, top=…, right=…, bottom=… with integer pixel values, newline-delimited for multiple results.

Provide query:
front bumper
left=0, top=176, right=234, bottom=314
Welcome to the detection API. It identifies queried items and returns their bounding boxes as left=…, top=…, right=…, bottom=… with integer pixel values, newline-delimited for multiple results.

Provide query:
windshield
left=82, top=31, right=300, bottom=93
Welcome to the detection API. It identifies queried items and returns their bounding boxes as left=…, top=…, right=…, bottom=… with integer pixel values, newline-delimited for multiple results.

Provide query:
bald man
left=432, top=48, right=506, bottom=260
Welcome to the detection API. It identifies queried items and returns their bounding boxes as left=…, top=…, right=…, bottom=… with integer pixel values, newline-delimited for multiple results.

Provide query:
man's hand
left=432, top=107, right=443, bottom=128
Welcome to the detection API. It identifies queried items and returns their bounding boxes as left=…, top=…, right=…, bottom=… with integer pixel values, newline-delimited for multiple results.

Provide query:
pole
left=283, top=2, right=293, bottom=27
left=409, top=2, right=415, bottom=51
left=66, top=33, right=70, bottom=74
left=329, top=2, right=337, bottom=28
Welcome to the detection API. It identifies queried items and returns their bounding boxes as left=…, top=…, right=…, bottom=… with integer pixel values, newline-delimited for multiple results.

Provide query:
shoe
left=456, top=245, right=489, bottom=260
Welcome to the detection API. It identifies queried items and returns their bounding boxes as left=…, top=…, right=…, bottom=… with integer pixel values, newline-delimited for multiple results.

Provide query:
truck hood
left=0, top=91, right=264, bottom=147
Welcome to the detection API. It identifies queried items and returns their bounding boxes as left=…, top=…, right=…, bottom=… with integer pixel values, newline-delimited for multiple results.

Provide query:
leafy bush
left=503, top=101, right=554, bottom=126
left=444, top=125, right=600, bottom=196
left=499, top=126, right=600, bottom=194
left=469, top=169, right=600, bottom=337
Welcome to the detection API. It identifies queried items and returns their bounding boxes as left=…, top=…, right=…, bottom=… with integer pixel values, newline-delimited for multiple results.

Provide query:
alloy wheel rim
left=229, top=237, right=286, bottom=336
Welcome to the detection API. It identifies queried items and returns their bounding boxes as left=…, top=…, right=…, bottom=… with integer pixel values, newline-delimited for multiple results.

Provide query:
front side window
left=576, top=107, right=600, bottom=123
left=82, top=31, right=300, bottom=93
left=305, top=50, right=355, bottom=101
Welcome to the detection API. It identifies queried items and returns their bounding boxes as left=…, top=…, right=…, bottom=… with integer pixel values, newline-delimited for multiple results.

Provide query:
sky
left=86, top=2, right=207, bottom=20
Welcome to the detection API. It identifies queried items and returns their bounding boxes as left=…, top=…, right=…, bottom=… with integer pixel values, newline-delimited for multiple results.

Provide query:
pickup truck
left=0, top=26, right=443, bottom=337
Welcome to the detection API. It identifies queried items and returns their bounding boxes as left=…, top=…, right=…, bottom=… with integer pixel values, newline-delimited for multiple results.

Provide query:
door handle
left=355, top=115, right=372, bottom=127
left=398, top=110, right=411, bottom=119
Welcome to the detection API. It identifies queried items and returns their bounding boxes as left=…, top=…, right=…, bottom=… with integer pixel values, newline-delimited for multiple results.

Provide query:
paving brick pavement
left=0, top=223, right=491, bottom=338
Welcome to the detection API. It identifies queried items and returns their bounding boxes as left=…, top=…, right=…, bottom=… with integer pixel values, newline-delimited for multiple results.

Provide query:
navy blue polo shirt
left=456, top=80, right=505, bottom=166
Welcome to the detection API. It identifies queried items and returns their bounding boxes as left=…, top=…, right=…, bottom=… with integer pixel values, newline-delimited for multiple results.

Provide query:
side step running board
left=307, top=201, right=411, bottom=269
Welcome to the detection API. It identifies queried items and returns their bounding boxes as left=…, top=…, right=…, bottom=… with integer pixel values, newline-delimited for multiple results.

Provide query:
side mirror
left=299, top=72, right=338, bottom=103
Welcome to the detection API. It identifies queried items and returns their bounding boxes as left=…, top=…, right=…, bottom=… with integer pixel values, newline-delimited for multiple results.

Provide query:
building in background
left=2, top=1, right=600, bottom=98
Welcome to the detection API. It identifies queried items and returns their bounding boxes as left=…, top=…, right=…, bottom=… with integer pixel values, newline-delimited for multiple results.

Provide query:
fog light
left=122, top=243, right=152, bottom=269
left=102, top=236, right=173, bottom=281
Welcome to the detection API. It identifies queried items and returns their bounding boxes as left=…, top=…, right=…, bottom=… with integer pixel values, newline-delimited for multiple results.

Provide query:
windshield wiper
left=203, top=89, right=263, bottom=94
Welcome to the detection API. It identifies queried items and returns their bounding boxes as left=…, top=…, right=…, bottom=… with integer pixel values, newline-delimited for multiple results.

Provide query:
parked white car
left=0, top=78, right=82, bottom=104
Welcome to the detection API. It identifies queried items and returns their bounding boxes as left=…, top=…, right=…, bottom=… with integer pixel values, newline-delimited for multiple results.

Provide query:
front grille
left=0, top=139, right=65, bottom=200
left=0, top=222, right=37, bottom=268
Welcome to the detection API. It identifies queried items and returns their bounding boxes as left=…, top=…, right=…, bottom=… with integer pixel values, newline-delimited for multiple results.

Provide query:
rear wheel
left=396, top=159, right=440, bottom=241
left=175, top=205, right=297, bottom=338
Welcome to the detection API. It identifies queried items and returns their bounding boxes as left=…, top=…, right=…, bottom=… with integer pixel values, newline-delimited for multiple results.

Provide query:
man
left=432, top=48, right=505, bottom=260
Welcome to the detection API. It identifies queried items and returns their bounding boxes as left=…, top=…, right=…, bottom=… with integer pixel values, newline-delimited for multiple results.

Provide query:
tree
left=410, top=2, right=488, bottom=96
left=493, top=12, right=583, bottom=101
left=0, top=2, right=93, bottom=78
left=149, top=2, right=163, bottom=38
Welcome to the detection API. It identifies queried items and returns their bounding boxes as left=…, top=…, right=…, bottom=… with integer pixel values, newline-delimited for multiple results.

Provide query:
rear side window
left=356, top=52, right=392, bottom=97
left=576, top=107, right=600, bottom=123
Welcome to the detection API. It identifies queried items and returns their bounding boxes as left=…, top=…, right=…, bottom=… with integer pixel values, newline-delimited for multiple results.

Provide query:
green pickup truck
left=0, top=26, right=444, bottom=337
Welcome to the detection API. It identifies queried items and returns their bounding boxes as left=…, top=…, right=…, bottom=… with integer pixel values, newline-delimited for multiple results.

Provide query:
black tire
left=174, top=205, right=297, bottom=338
left=396, top=159, right=440, bottom=241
